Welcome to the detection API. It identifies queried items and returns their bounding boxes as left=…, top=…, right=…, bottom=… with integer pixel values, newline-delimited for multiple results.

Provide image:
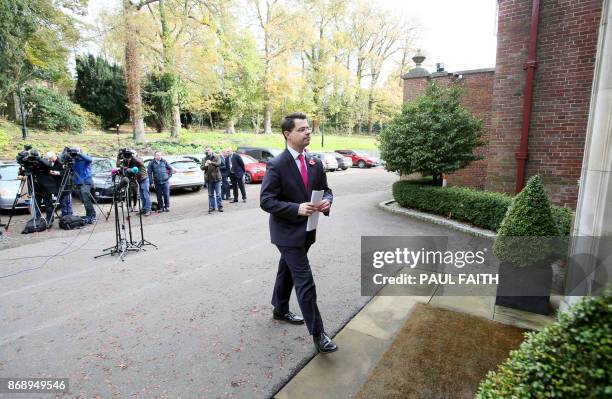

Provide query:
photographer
left=71, top=147, right=96, bottom=224
left=16, top=148, right=54, bottom=222
left=48, top=151, right=73, bottom=217
left=116, top=149, right=151, bottom=216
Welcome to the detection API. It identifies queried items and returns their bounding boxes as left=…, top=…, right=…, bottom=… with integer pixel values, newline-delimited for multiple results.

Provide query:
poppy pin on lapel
left=308, top=159, right=315, bottom=166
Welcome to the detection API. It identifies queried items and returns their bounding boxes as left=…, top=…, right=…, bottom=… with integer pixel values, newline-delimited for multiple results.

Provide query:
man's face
left=48, top=155, right=57, bottom=162
left=227, top=149, right=233, bottom=155
left=154, top=152, right=161, bottom=161
left=206, top=148, right=212, bottom=156
left=221, top=150, right=227, bottom=157
left=285, top=118, right=311, bottom=150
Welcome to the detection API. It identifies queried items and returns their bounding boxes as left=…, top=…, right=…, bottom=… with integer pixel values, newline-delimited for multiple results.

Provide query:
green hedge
left=392, top=180, right=573, bottom=235
left=476, top=293, right=612, bottom=398
left=24, top=86, right=86, bottom=133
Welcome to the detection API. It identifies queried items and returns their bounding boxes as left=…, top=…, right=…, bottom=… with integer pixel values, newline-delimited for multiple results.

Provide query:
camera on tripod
left=117, top=148, right=135, bottom=167
left=16, top=145, right=43, bottom=174
left=61, top=147, right=80, bottom=165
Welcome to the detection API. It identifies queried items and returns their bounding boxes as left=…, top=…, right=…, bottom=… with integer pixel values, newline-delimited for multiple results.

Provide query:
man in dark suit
left=228, top=148, right=247, bottom=203
left=219, top=149, right=231, bottom=201
left=260, top=112, right=337, bottom=354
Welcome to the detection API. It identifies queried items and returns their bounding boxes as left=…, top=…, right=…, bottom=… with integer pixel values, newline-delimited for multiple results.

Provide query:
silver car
left=0, top=162, right=27, bottom=210
left=144, top=156, right=204, bottom=191
left=309, top=152, right=339, bottom=172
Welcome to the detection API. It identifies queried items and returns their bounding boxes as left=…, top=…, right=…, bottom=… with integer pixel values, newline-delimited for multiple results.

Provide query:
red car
left=240, top=154, right=267, bottom=183
left=335, top=150, right=380, bottom=168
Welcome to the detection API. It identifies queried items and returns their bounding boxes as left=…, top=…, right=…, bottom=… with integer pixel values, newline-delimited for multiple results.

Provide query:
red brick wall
left=487, top=0, right=602, bottom=208
left=402, top=71, right=494, bottom=189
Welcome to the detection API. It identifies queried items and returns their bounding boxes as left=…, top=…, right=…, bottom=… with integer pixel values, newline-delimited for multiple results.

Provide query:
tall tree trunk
left=159, top=0, right=181, bottom=138
left=225, top=118, right=235, bottom=134
left=312, top=119, right=320, bottom=136
left=171, top=100, right=181, bottom=137
left=124, top=0, right=145, bottom=143
left=263, top=103, right=272, bottom=135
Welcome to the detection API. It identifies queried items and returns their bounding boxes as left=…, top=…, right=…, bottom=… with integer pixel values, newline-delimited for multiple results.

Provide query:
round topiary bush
left=476, top=293, right=612, bottom=398
left=493, top=175, right=559, bottom=266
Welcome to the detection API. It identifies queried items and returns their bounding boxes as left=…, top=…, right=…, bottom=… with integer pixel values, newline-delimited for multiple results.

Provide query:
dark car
left=237, top=147, right=282, bottom=164
left=89, top=157, right=116, bottom=201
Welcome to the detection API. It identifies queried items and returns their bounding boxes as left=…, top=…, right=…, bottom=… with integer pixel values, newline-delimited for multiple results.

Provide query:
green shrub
left=72, top=104, right=102, bottom=129
left=393, top=180, right=513, bottom=231
left=24, top=86, right=85, bottom=133
left=392, top=179, right=573, bottom=235
left=476, top=293, right=612, bottom=398
left=379, top=82, right=484, bottom=185
left=494, top=175, right=559, bottom=266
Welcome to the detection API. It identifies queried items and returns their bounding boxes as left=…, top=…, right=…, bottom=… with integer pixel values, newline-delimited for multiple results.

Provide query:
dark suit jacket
left=229, top=153, right=245, bottom=178
left=260, top=149, right=333, bottom=247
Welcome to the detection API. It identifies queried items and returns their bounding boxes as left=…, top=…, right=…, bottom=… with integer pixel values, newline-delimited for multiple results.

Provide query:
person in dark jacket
left=202, top=146, right=223, bottom=213
left=147, top=151, right=173, bottom=212
left=47, top=151, right=72, bottom=217
left=227, top=148, right=246, bottom=202
left=72, top=147, right=96, bottom=224
left=219, top=149, right=231, bottom=201
left=117, top=150, right=151, bottom=216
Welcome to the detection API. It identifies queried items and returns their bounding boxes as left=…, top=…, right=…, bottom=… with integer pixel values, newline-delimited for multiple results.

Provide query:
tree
left=250, top=0, right=303, bottom=134
left=73, top=54, right=129, bottom=129
left=379, top=82, right=484, bottom=184
left=123, top=0, right=146, bottom=142
left=134, top=0, right=194, bottom=138
left=0, top=0, right=84, bottom=100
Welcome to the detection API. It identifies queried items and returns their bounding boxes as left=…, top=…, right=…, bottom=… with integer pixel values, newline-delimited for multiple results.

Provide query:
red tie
left=298, top=154, right=308, bottom=190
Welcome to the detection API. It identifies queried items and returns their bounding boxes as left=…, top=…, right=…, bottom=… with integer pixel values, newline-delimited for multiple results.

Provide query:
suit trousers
left=230, top=173, right=246, bottom=200
left=272, top=242, right=324, bottom=335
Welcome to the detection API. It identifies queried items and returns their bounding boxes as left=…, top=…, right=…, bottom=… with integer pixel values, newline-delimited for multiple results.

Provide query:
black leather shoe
left=313, top=332, right=338, bottom=354
left=231, top=200, right=238, bottom=203
left=273, top=310, right=304, bottom=325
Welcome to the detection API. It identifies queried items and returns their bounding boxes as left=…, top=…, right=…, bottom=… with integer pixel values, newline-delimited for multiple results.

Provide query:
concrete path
left=0, top=168, right=458, bottom=398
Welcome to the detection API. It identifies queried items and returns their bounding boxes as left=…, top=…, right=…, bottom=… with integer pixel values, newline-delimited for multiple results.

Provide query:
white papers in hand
left=306, top=190, right=324, bottom=231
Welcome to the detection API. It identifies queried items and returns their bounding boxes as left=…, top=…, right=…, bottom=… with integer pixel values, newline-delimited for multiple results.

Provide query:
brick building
left=402, top=0, right=603, bottom=208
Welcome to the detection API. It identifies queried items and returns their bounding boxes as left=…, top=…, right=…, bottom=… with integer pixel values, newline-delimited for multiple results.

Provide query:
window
left=0, top=165, right=20, bottom=180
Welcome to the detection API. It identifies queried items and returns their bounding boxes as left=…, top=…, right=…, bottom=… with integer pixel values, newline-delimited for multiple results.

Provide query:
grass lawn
left=0, top=119, right=379, bottom=159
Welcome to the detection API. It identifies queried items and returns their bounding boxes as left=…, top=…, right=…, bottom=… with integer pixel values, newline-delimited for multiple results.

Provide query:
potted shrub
left=476, top=293, right=612, bottom=398
left=493, top=175, right=559, bottom=315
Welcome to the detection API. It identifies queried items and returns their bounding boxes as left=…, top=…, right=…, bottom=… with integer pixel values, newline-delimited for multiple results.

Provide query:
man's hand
left=318, top=199, right=331, bottom=213
left=298, top=202, right=317, bottom=216
left=205, top=160, right=211, bottom=166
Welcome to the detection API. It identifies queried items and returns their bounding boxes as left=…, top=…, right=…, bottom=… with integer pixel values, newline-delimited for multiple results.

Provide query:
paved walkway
left=275, top=203, right=558, bottom=399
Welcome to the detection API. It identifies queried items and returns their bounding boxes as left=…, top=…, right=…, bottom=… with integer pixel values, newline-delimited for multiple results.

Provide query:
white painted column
left=563, top=0, right=612, bottom=309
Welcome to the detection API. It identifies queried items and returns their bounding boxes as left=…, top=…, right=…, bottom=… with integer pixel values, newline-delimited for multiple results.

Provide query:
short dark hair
left=281, top=112, right=308, bottom=138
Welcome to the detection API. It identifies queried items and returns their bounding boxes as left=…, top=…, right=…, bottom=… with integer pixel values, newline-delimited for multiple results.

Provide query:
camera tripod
left=95, top=174, right=156, bottom=261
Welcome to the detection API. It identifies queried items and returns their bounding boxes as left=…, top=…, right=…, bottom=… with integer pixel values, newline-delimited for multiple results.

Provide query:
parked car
left=240, top=154, right=267, bottom=184
left=89, top=157, right=116, bottom=201
left=237, top=147, right=282, bottom=164
left=309, top=152, right=339, bottom=172
left=333, top=152, right=353, bottom=170
left=143, top=156, right=204, bottom=191
left=335, top=149, right=380, bottom=168
left=0, top=161, right=27, bottom=210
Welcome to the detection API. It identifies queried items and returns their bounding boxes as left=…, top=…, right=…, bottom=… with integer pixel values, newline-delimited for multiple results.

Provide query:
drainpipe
left=515, top=0, right=541, bottom=193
